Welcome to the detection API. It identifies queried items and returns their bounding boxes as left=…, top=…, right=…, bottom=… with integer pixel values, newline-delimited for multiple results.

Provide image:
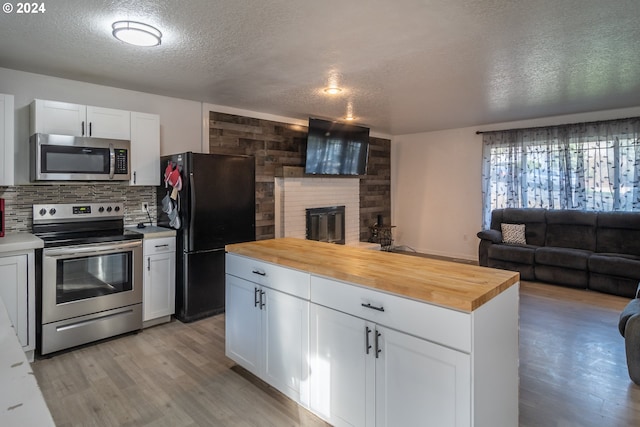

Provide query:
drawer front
left=143, top=237, right=176, bottom=255
left=310, top=275, right=471, bottom=353
left=226, top=253, right=310, bottom=299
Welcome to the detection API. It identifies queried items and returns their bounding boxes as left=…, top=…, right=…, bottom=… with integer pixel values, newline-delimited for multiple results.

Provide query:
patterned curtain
left=481, top=117, right=640, bottom=228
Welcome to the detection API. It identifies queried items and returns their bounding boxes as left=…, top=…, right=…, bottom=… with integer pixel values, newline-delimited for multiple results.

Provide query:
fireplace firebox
left=306, top=206, right=345, bottom=245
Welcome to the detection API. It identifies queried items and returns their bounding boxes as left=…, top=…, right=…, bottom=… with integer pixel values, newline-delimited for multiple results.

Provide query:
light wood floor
left=31, top=282, right=640, bottom=426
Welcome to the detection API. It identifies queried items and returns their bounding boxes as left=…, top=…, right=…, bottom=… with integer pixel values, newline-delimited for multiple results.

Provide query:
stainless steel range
left=33, top=203, right=143, bottom=355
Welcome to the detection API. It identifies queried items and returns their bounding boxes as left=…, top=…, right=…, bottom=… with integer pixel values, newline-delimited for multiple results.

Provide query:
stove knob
left=98, top=206, right=105, bottom=213
left=114, top=206, right=120, bottom=212
left=39, top=208, right=47, bottom=216
left=106, top=206, right=113, bottom=212
left=49, top=208, right=56, bottom=216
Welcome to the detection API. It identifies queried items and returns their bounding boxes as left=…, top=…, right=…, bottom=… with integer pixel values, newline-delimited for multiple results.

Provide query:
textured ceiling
left=0, top=0, right=639, bottom=135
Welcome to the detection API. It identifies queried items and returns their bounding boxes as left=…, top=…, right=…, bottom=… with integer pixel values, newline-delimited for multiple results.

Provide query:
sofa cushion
left=590, top=273, right=639, bottom=299
left=535, top=247, right=592, bottom=270
left=501, top=223, right=526, bottom=244
left=477, top=229, right=502, bottom=243
left=535, top=265, right=588, bottom=288
left=545, top=210, right=597, bottom=251
left=487, top=259, right=534, bottom=281
left=596, top=212, right=640, bottom=256
left=499, top=208, right=547, bottom=246
left=488, top=244, right=536, bottom=264
left=589, top=254, right=640, bottom=280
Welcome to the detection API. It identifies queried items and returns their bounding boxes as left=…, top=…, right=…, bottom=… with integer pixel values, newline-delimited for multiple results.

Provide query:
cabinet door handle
left=89, top=122, right=92, bottom=136
left=361, top=302, right=385, bottom=312
left=252, top=269, right=266, bottom=276
left=254, top=287, right=260, bottom=307
left=81, top=121, right=85, bottom=136
left=260, top=290, right=266, bottom=309
left=147, top=257, right=150, bottom=271
left=375, top=330, right=382, bottom=358
left=365, top=326, right=372, bottom=355
left=133, top=171, right=137, bottom=184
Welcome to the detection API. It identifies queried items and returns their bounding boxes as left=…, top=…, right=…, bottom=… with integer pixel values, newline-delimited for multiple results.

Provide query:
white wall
left=392, top=105, right=640, bottom=261
left=0, top=67, right=203, bottom=184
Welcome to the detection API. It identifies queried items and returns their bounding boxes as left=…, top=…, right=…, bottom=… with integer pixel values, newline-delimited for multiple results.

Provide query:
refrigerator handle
left=189, top=172, right=195, bottom=250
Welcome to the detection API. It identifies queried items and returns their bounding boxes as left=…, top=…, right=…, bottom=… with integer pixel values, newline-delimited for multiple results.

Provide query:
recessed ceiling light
left=112, top=21, right=162, bottom=47
left=344, top=101, right=356, bottom=120
left=323, top=87, right=342, bottom=95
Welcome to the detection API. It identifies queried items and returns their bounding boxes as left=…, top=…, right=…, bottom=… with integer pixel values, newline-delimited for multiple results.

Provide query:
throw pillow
left=501, top=223, right=526, bottom=245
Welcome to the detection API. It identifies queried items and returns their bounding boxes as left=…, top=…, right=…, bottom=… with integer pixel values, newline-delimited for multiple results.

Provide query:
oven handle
left=44, top=240, right=142, bottom=258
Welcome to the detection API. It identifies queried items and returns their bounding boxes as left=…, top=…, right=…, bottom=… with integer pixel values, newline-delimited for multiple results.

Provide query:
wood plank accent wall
left=208, top=112, right=391, bottom=241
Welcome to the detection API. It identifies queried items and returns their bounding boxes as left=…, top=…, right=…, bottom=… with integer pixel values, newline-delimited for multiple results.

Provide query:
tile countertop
left=125, top=225, right=177, bottom=239
left=0, top=298, right=55, bottom=426
left=0, top=233, right=44, bottom=254
left=226, top=238, right=520, bottom=312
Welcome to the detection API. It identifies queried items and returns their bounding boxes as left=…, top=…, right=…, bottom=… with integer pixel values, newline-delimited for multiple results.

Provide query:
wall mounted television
left=304, top=118, right=370, bottom=176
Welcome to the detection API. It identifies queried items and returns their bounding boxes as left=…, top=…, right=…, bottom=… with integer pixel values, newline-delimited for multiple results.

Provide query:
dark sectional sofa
left=477, top=208, right=640, bottom=298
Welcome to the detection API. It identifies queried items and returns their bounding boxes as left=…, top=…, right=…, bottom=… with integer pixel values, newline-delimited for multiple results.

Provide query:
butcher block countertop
left=226, top=238, right=519, bottom=312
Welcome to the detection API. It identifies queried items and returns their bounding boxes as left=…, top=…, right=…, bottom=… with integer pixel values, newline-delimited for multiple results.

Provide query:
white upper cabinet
left=130, top=112, right=160, bottom=185
left=0, top=94, right=14, bottom=185
left=30, top=99, right=131, bottom=139
left=86, top=106, right=131, bottom=139
left=30, top=99, right=85, bottom=136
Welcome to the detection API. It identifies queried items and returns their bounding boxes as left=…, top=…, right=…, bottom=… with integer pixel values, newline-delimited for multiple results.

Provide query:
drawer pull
left=361, top=303, right=385, bottom=312
left=154, top=244, right=169, bottom=248
left=252, top=269, right=266, bottom=276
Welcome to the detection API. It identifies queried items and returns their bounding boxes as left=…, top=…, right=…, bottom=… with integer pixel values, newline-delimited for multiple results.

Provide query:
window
left=481, top=118, right=640, bottom=228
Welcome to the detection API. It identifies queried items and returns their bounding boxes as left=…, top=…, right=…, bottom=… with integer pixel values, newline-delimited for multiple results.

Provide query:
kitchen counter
left=126, top=225, right=176, bottom=239
left=0, top=298, right=54, bottom=426
left=0, top=233, right=44, bottom=254
left=226, top=237, right=519, bottom=312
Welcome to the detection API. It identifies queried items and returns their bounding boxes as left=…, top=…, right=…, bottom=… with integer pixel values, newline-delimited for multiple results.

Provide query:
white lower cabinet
left=0, top=250, right=37, bottom=361
left=226, top=273, right=310, bottom=404
left=375, top=326, right=470, bottom=427
left=143, top=237, right=175, bottom=324
left=309, top=304, right=470, bottom=427
left=309, top=303, right=374, bottom=427
left=225, top=253, right=518, bottom=427
left=0, top=254, right=28, bottom=347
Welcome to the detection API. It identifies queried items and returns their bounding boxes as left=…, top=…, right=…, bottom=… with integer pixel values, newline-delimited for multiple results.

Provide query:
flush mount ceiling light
left=112, top=20, right=162, bottom=47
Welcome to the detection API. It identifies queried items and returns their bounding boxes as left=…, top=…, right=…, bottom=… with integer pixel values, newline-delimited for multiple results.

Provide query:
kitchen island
left=225, top=238, right=519, bottom=427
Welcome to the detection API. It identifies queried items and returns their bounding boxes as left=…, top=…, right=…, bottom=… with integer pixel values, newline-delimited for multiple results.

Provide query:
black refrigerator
left=157, top=152, right=255, bottom=322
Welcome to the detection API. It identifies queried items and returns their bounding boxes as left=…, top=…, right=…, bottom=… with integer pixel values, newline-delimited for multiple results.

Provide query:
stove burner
left=32, top=203, right=141, bottom=247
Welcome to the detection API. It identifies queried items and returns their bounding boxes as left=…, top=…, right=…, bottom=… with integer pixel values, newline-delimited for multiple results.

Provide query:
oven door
left=41, top=240, right=143, bottom=324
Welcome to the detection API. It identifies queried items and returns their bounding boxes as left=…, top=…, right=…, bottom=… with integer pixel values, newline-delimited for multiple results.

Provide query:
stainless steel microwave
left=30, top=133, right=131, bottom=181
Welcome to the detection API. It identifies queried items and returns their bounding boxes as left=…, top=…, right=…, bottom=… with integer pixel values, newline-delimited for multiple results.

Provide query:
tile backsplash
left=0, top=184, right=156, bottom=233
